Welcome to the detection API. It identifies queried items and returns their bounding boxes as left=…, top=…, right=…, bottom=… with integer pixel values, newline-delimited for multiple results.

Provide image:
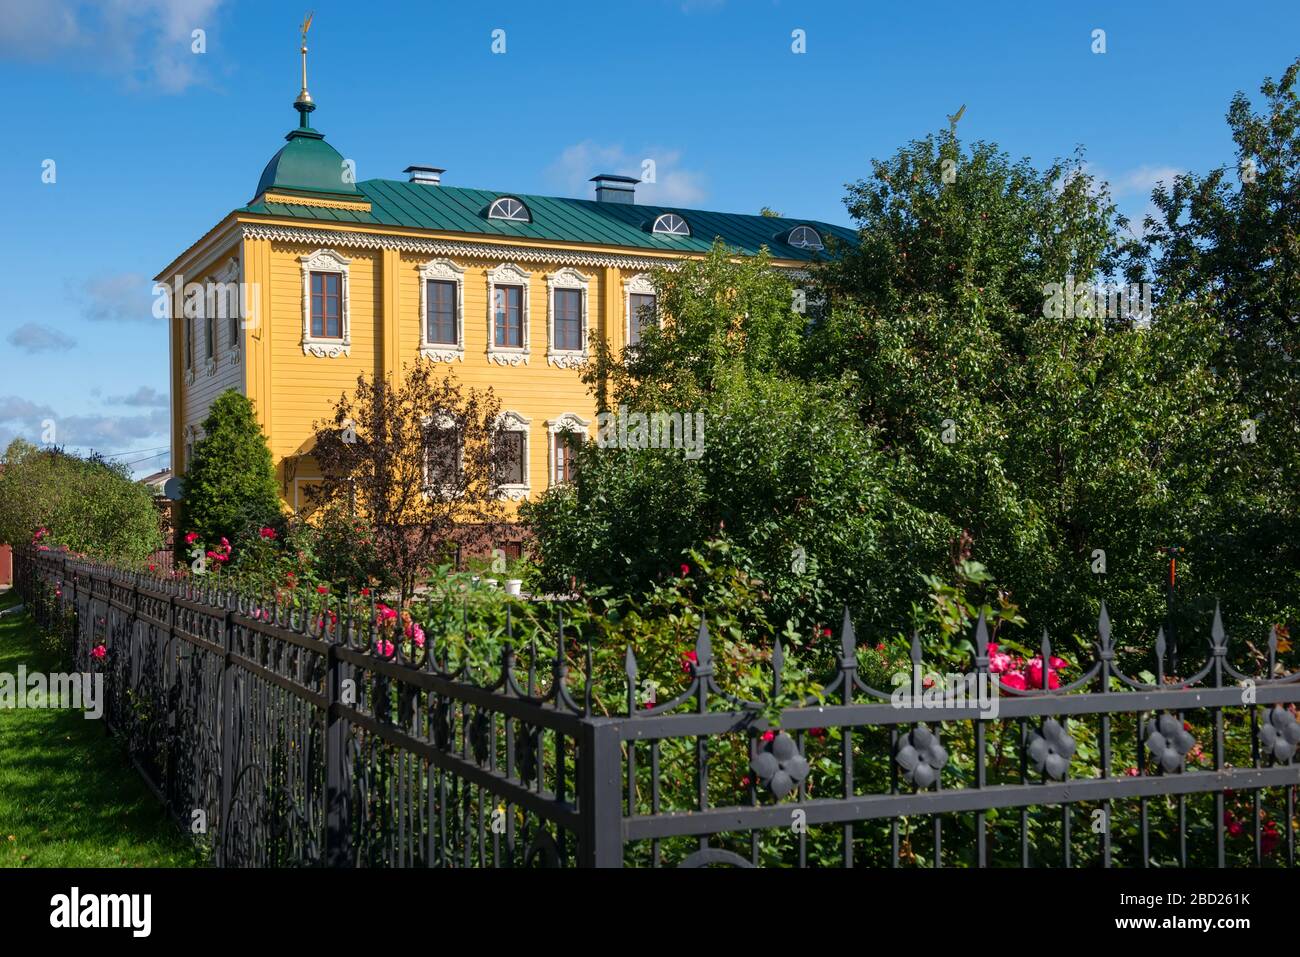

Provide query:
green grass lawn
left=0, top=588, right=202, bottom=867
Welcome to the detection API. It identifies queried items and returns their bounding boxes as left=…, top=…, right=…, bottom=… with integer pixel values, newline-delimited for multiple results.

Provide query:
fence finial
left=772, top=636, right=784, bottom=697
left=695, top=619, right=712, bottom=673
left=1155, top=627, right=1167, bottom=682
left=1211, top=601, right=1226, bottom=650
left=840, top=605, right=856, bottom=661
left=1098, top=601, right=1112, bottom=650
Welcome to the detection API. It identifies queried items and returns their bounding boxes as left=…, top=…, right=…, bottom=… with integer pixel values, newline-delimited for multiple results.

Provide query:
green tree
left=808, top=133, right=1250, bottom=645
left=179, top=390, right=282, bottom=551
left=310, top=359, right=509, bottom=605
left=1135, top=58, right=1300, bottom=637
left=0, top=439, right=162, bottom=562
left=526, top=244, right=920, bottom=633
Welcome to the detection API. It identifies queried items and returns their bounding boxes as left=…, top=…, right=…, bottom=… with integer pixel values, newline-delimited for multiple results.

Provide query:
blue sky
left=1, top=0, right=1297, bottom=475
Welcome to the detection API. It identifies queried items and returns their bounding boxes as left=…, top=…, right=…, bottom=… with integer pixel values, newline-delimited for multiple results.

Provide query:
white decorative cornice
left=240, top=223, right=686, bottom=271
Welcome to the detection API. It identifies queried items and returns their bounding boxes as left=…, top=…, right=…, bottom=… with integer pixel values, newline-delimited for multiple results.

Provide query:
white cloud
left=1107, top=165, right=1184, bottom=199
left=0, top=0, right=225, bottom=93
left=545, top=141, right=708, bottom=208
left=108, top=385, right=169, bottom=408
left=0, top=393, right=169, bottom=454
left=7, top=322, right=76, bottom=354
left=72, top=272, right=153, bottom=322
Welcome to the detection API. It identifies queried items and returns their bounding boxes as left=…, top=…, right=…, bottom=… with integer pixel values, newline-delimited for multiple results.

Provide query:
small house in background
left=139, top=468, right=178, bottom=573
left=139, top=467, right=173, bottom=495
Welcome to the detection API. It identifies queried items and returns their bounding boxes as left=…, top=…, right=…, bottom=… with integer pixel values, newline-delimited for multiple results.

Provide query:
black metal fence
left=14, top=547, right=1300, bottom=867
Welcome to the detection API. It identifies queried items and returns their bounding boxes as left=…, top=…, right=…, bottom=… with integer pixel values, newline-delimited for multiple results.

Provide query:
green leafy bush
left=0, top=439, right=162, bottom=562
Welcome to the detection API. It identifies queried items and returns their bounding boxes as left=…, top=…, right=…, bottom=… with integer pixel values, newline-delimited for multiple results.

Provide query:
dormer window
left=787, top=225, right=824, bottom=250
left=651, top=213, right=690, bottom=236
left=487, top=197, right=531, bottom=222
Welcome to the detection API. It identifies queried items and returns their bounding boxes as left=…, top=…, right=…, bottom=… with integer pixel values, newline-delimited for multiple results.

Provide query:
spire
left=294, top=11, right=316, bottom=129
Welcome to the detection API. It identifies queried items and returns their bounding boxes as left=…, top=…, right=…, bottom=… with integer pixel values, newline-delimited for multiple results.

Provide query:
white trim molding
left=418, top=258, right=465, bottom=362
left=299, top=248, right=352, bottom=358
left=495, top=410, right=531, bottom=500
left=486, top=263, right=531, bottom=366
left=546, top=412, right=590, bottom=486
left=545, top=267, right=590, bottom=368
left=213, top=257, right=243, bottom=367
left=421, top=411, right=463, bottom=497
left=623, top=272, right=657, bottom=347
left=239, top=223, right=699, bottom=272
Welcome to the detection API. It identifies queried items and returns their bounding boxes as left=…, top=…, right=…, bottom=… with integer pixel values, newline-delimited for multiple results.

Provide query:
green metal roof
left=254, top=126, right=360, bottom=199
left=241, top=178, right=857, bottom=261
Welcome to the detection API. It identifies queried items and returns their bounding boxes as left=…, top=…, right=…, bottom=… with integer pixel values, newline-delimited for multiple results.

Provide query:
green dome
left=254, top=126, right=358, bottom=198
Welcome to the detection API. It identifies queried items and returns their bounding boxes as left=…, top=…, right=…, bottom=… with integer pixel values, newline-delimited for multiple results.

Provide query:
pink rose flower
left=987, top=643, right=1014, bottom=674
left=91, top=644, right=106, bottom=659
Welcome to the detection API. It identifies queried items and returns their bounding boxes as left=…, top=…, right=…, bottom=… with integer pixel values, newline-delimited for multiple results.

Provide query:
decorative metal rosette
left=1145, top=713, right=1196, bottom=773
left=514, top=722, right=540, bottom=783
left=895, top=724, right=948, bottom=788
left=468, top=708, right=491, bottom=764
left=1260, top=706, right=1300, bottom=763
left=749, top=731, right=809, bottom=799
left=1026, top=718, right=1076, bottom=781
left=432, top=698, right=452, bottom=750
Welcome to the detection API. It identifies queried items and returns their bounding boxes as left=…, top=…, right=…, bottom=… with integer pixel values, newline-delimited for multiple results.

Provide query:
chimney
left=590, top=173, right=638, bottom=204
left=404, top=165, right=445, bottom=185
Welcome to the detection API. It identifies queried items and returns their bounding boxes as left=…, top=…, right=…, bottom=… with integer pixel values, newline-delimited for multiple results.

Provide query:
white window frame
left=788, top=225, right=825, bottom=250
left=487, top=197, right=531, bottom=222
left=419, top=259, right=465, bottom=362
left=421, top=412, right=463, bottom=498
left=299, top=248, right=351, bottom=358
left=494, top=410, right=531, bottom=500
left=211, top=257, right=242, bottom=366
left=546, top=412, right=590, bottom=486
left=652, top=213, right=690, bottom=236
left=623, top=273, right=657, bottom=348
left=486, top=263, right=531, bottom=366
left=545, top=267, right=590, bottom=368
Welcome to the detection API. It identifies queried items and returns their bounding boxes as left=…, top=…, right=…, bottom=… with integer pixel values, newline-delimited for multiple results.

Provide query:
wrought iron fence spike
left=840, top=605, right=856, bottom=660
left=1098, top=600, right=1112, bottom=649
left=910, top=629, right=922, bottom=666
left=974, top=608, right=989, bottom=654
left=695, top=618, right=712, bottom=669
left=584, top=641, right=593, bottom=717
left=1211, top=601, right=1226, bottom=648
left=1041, top=627, right=1051, bottom=663
left=772, top=636, right=784, bottom=697
left=624, top=644, right=638, bottom=679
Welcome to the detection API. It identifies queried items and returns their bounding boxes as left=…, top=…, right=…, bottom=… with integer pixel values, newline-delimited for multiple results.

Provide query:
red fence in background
left=0, top=544, right=11, bottom=587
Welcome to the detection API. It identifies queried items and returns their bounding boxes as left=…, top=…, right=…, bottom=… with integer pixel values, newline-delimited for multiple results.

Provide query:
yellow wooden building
left=156, top=47, right=853, bottom=548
